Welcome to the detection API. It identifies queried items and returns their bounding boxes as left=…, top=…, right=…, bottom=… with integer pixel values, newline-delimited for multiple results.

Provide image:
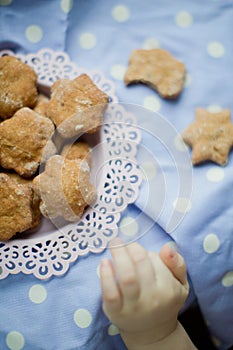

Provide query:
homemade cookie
left=33, top=94, right=49, bottom=117
left=61, top=141, right=91, bottom=166
left=46, top=74, right=109, bottom=138
left=33, top=155, right=97, bottom=221
left=124, top=49, right=186, bottom=99
left=0, top=107, right=56, bottom=177
left=0, top=172, right=41, bottom=241
left=0, top=56, right=38, bottom=119
left=182, top=108, right=233, bottom=165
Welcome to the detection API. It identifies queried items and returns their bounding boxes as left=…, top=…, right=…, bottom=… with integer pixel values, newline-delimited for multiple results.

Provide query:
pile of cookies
left=124, top=48, right=233, bottom=165
left=0, top=55, right=109, bottom=241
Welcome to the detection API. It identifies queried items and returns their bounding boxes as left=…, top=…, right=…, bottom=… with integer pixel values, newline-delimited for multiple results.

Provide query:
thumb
left=159, top=243, right=188, bottom=289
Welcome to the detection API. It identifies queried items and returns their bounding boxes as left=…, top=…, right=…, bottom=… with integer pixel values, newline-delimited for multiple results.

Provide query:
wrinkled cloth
left=0, top=1, right=233, bottom=349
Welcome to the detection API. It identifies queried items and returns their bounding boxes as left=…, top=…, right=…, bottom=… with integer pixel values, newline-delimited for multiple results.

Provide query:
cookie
left=33, top=94, right=49, bottom=117
left=124, top=49, right=186, bottom=99
left=0, top=56, right=38, bottom=119
left=61, top=141, right=91, bottom=166
left=46, top=74, right=109, bottom=138
left=33, top=155, right=97, bottom=221
left=0, top=172, right=41, bottom=241
left=182, top=108, right=233, bottom=165
left=0, top=107, right=56, bottom=177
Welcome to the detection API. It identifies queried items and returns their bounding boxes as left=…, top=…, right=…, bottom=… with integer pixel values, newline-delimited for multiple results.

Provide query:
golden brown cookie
left=33, top=155, right=97, bottom=221
left=46, top=74, right=109, bottom=138
left=0, top=172, right=41, bottom=241
left=0, top=56, right=38, bottom=119
left=124, top=49, right=186, bottom=99
left=33, top=94, right=49, bottom=117
left=0, top=107, right=56, bottom=177
left=182, top=108, right=233, bottom=165
left=61, top=141, right=91, bottom=166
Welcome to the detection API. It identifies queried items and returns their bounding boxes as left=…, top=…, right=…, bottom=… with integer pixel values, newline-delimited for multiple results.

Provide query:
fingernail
left=167, top=241, right=179, bottom=253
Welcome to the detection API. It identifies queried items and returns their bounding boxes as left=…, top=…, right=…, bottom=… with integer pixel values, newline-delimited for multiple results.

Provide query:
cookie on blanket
left=124, top=49, right=186, bottom=99
left=0, top=172, right=41, bottom=241
left=46, top=74, right=109, bottom=138
left=33, top=94, right=49, bottom=117
left=33, top=155, right=97, bottom=222
left=61, top=141, right=91, bottom=166
left=0, top=107, right=56, bottom=177
left=182, top=108, right=233, bottom=165
left=0, top=56, right=38, bottom=119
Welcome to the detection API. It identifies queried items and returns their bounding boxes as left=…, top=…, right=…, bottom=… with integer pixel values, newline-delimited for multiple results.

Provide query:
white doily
left=0, top=48, right=142, bottom=279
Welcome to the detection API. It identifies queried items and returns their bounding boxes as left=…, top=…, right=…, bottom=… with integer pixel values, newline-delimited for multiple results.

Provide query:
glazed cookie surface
left=0, top=56, right=38, bottom=119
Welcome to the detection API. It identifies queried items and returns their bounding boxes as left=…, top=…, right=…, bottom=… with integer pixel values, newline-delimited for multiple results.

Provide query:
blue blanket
left=0, top=1, right=233, bottom=349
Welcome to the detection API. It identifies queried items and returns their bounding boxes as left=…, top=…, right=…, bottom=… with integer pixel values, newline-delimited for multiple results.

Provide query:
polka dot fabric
left=0, top=0, right=233, bottom=350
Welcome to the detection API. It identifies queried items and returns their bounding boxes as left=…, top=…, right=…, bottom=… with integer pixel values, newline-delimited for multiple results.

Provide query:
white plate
left=0, top=48, right=142, bottom=279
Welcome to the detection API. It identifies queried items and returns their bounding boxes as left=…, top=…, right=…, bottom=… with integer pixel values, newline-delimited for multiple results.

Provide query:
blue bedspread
left=0, top=1, right=233, bottom=349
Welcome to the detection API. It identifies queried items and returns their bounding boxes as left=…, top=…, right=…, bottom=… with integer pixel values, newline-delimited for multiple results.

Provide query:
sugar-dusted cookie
left=0, top=107, right=56, bottom=177
left=0, top=56, right=38, bottom=119
left=33, top=94, right=49, bottom=117
left=61, top=141, right=91, bottom=166
left=0, top=172, right=41, bottom=241
left=182, top=108, right=233, bottom=165
left=124, top=49, right=186, bottom=99
left=46, top=74, right=109, bottom=138
left=33, top=155, right=97, bottom=221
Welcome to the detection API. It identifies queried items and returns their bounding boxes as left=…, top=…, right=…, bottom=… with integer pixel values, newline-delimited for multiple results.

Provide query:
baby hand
left=100, top=240, right=189, bottom=349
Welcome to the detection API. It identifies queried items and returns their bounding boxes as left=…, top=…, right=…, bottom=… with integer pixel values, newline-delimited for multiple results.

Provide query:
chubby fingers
left=126, top=242, right=155, bottom=293
left=109, top=241, right=140, bottom=301
left=159, top=243, right=189, bottom=289
left=100, top=258, right=122, bottom=314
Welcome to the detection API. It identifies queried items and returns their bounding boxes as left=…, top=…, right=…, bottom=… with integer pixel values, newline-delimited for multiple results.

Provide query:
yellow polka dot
left=0, top=0, right=12, bottom=5
left=143, top=95, right=161, bottom=112
left=206, top=167, right=225, bottom=182
left=207, top=41, right=225, bottom=58
left=222, top=271, right=233, bottom=287
left=108, top=324, right=120, bottom=336
left=112, top=5, right=130, bottom=22
left=74, top=308, right=92, bottom=328
left=110, top=64, right=127, bottom=80
left=25, top=25, right=43, bottom=43
left=6, top=332, right=25, bottom=350
left=203, top=234, right=220, bottom=253
left=173, top=197, right=191, bottom=213
left=140, top=161, right=157, bottom=180
left=29, top=284, right=47, bottom=304
left=175, top=11, right=193, bottom=28
left=174, top=135, right=188, bottom=152
left=207, top=104, right=222, bottom=113
left=79, top=32, right=96, bottom=49
left=143, top=38, right=160, bottom=50
left=60, top=0, right=73, bottom=13
left=120, top=216, right=138, bottom=237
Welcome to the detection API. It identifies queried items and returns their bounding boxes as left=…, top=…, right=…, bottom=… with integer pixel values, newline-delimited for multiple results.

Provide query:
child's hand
left=100, top=240, right=189, bottom=349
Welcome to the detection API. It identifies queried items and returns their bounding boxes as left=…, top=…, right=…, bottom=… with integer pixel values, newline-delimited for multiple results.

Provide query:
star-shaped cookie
left=124, top=49, right=186, bottom=99
left=182, top=108, right=233, bottom=165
